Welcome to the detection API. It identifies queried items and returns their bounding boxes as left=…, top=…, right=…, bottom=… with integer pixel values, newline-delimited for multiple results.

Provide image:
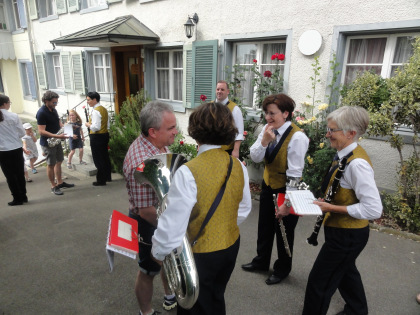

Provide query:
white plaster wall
left=26, top=0, right=420, bottom=191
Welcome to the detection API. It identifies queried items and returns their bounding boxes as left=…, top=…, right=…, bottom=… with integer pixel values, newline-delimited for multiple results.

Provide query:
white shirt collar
left=275, top=121, right=292, bottom=136
left=216, top=97, right=229, bottom=105
left=197, top=144, right=221, bottom=156
left=338, top=142, right=357, bottom=159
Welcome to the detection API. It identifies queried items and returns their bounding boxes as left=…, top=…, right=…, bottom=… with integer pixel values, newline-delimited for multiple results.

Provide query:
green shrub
left=169, top=132, right=198, bottom=160
left=109, top=91, right=149, bottom=174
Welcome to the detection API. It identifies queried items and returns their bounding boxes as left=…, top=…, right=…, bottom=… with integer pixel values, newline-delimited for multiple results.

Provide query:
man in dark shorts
left=123, top=101, right=178, bottom=315
left=37, top=91, right=75, bottom=195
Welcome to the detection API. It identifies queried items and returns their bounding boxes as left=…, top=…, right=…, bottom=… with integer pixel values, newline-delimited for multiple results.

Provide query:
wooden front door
left=111, top=46, right=144, bottom=114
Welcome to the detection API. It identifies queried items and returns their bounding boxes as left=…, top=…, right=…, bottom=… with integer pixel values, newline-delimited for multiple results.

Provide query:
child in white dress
left=22, top=123, right=38, bottom=174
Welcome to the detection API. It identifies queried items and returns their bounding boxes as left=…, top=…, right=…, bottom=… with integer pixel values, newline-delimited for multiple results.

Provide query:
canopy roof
left=50, top=15, right=159, bottom=48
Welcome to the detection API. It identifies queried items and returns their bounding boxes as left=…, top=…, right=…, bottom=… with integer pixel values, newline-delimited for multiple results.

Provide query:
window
left=93, top=53, right=112, bottom=93
left=38, top=0, right=57, bottom=18
left=52, top=54, right=64, bottom=88
left=0, top=0, right=8, bottom=30
left=19, top=60, right=37, bottom=100
left=233, top=41, right=286, bottom=108
left=80, top=0, right=107, bottom=12
left=155, top=50, right=183, bottom=102
left=342, top=34, right=418, bottom=85
left=12, top=0, right=20, bottom=29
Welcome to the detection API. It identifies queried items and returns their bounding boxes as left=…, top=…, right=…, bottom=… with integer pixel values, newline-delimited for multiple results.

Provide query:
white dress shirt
left=90, top=104, right=110, bottom=133
left=336, top=142, right=383, bottom=220
left=0, top=109, right=25, bottom=151
left=152, top=145, right=252, bottom=261
left=219, top=97, right=244, bottom=141
left=250, top=122, right=309, bottom=179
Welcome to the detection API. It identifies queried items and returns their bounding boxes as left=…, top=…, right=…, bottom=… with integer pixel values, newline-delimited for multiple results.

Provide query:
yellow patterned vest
left=89, top=105, right=108, bottom=134
left=324, top=145, right=372, bottom=229
left=263, top=123, right=301, bottom=189
left=220, top=100, right=238, bottom=152
left=186, top=149, right=244, bottom=253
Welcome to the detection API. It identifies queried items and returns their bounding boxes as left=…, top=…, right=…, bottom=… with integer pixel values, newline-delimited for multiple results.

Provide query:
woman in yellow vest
left=302, top=106, right=382, bottom=315
left=151, top=102, right=252, bottom=315
left=242, top=93, right=309, bottom=285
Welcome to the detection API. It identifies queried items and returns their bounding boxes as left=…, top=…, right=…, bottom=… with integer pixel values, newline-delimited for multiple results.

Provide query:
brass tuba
left=134, top=153, right=199, bottom=310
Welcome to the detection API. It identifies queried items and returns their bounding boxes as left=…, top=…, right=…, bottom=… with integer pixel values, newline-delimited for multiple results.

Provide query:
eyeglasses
left=326, top=127, right=343, bottom=134
left=264, top=111, right=281, bottom=117
left=52, top=102, right=58, bottom=105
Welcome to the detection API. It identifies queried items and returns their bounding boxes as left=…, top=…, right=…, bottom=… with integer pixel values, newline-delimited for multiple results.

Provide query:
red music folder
left=107, top=210, right=139, bottom=255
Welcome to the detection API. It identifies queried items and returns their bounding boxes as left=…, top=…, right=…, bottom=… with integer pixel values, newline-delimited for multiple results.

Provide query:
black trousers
left=302, top=226, right=369, bottom=315
left=89, top=133, right=111, bottom=184
left=177, top=237, right=240, bottom=315
left=251, top=183, right=299, bottom=277
left=0, top=148, right=26, bottom=202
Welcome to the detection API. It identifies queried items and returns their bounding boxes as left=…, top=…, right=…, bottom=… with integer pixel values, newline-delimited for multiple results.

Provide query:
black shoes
left=92, top=182, right=106, bottom=186
left=8, top=200, right=23, bottom=206
left=241, top=262, right=269, bottom=272
left=57, top=181, right=74, bottom=189
left=265, top=274, right=286, bottom=285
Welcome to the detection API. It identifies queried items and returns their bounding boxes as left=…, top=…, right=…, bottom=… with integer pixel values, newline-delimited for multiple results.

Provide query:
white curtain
left=156, top=52, right=169, bottom=99
left=173, top=51, right=183, bottom=101
left=345, top=38, right=386, bottom=84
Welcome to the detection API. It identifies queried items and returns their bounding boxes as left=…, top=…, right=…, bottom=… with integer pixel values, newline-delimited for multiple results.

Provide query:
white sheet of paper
left=288, top=190, right=322, bottom=215
left=118, top=220, right=132, bottom=241
left=64, top=124, right=73, bottom=137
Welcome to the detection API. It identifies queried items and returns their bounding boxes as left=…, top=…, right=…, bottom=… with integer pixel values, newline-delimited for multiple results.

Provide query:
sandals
left=79, top=160, right=87, bottom=165
left=26, top=178, right=33, bottom=182
left=67, top=163, right=72, bottom=169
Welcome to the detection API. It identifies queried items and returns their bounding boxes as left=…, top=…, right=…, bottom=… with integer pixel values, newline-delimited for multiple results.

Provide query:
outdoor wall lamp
left=184, top=13, right=199, bottom=39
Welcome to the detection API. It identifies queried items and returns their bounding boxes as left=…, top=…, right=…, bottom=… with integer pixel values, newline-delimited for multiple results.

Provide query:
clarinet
left=84, top=106, right=90, bottom=133
left=306, top=155, right=349, bottom=246
left=273, top=194, right=292, bottom=257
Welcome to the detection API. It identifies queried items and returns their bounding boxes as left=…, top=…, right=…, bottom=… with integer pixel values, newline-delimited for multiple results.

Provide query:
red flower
left=180, top=140, right=184, bottom=145
left=271, top=53, right=278, bottom=60
left=243, top=131, right=248, bottom=136
left=107, top=145, right=110, bottom=150
left=253, top=59, right=257, bottom=63
left=264, top=70, right=272, bottom=78
left=277, top=53, right=285, bottom=61
left=200, top=94, right=207, bottom=102
left=82, top=105, right=85, bottom=109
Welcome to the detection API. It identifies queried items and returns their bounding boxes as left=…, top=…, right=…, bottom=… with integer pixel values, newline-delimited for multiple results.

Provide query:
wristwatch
left=284, top=199, right=292, bottom=208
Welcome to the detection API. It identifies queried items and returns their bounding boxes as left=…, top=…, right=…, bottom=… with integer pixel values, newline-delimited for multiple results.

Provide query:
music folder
left=287, top=190, right=323, bottom=215
left=106, top=210, right=139, bottom=272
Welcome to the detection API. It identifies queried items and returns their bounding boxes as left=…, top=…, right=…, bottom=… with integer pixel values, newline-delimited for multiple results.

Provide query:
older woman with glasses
left=241, top=93, right=309, bottom=285
left=302, top=106, right=382, bottom=315
left=0, top=95, right=27, bottom=206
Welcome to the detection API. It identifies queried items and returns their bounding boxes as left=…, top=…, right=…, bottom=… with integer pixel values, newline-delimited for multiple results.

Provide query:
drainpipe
left=24, top=1, right=41, bottom=108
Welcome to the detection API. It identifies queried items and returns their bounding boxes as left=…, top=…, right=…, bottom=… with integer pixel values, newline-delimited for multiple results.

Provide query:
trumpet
left=134, top=153, right=199, bottom=310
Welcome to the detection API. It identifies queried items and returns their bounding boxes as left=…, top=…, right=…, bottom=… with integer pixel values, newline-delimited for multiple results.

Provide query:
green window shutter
left=191, top=40, right=218, bottom=108
left=72, top=52, right=86, bottom=95
left=60, top=52, right=74, bottom=93
left=68, top=0, right=79, bottom=12
left=56, top=0, right=68, bottom=14
left=28, top=0, right=38, bottom=20
left=27, top=62, right=37, bottom=100
left=34, top=53, right=48, bottom=89
left=183, top=44, right=192, bottom=109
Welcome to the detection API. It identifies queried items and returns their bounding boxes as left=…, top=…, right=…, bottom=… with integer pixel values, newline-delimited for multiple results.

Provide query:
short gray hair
left=327, top=106, right=369, bottom=139
left=140, top=101, right=174, bottom=136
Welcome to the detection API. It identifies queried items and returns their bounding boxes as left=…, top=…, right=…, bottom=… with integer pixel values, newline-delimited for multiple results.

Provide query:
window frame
left=0, top=0, right=9, bottom=31
left=38, top=0, right=59, bottom=22
left=92, top=52, right=112, bottom=94
left=154, top=49, right=183, bottom=104
left=80, top=0, right=108, bottom=14
left=18, top=60, right=37, bottom=100
left=341, top=33, right=420, bottom=86
left=232, top=40, right=287, bottom=109
left=84, top=49, right=113, bottom=101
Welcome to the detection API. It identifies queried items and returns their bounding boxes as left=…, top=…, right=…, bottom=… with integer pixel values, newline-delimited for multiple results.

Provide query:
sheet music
left=288, top=190, right=322, bottom=215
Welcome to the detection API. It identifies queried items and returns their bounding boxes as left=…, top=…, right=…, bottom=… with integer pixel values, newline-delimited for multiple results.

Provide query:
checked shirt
left=123, top=134, right=168, bottom=214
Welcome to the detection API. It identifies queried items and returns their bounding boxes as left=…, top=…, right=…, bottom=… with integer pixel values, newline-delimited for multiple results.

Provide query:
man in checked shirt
left=123, top=101, right=178, bottom=315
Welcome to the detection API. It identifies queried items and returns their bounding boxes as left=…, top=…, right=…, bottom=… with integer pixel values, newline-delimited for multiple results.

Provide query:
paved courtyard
left=0, top=166, right=419, bottom=314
